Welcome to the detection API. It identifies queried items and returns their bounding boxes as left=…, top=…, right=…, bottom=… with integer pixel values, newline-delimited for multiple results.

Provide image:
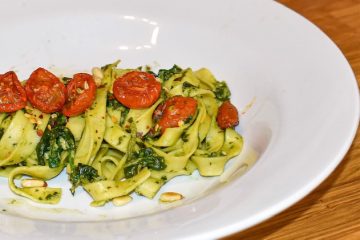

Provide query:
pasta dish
left=0, top=61, right=243, bottom=206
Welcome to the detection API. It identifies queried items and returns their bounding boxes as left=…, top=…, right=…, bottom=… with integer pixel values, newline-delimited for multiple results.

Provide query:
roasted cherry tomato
left=25, top=68, right=66, bottom=113
left=63, top=73, right=97, bottom=117
left=0, top=71, right=27, bottom=112
left=154, top=96, right=197, bottom=133
left=113, top=71, right=161, bottom=109
left=216, top=100, right=239, bottom=129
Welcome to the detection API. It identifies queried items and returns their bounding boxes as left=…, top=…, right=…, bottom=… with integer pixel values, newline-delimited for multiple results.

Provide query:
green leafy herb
left=107, top=94, right=121, bottom=109
left=36, top=114, right=75, bottom=168
left=124, top=148, right=166, bottom=178
left=0, top=114, right=13, bottom=130
left=182, top=82, right=201, bottom=97
left=48, top=113, right=67, bottom=128
left=157, top=65, right=182, bottom=81
left=124, top=121, right=166, bottom=178
left=182, top=82, right=195, bottom=89
left=181, top=132, right=189, bottom=142
left=184, top=115, right=193, bottom=124
left=69, top=163, right=100, bottom=195
left=101, top=60, right=120, bottom=72
left=214, top=81, right=231, bottom=101
left=62, top=77, right=72, bottom=85
left=147, top=70, right=156, bottom=76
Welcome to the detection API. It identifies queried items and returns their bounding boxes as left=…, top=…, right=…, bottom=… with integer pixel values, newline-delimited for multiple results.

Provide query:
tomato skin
left=216, top=101, right=239, bottom=129
left=0, top=71, right=27, bottom=112
left=62, top=73, right=97, bottom=117
left=154, top=96, right=198, bottom=133
left=25, top=68, right=66, bottom=113
left=113, top=71, right=161, bottom=109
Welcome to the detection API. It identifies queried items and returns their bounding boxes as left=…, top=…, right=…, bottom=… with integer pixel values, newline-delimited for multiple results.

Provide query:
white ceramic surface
left=0, top=0, right=359, bottom=239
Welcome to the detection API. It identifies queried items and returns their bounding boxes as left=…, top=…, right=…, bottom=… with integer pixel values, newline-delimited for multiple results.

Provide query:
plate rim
left=0, top=1, right=359, bottom=239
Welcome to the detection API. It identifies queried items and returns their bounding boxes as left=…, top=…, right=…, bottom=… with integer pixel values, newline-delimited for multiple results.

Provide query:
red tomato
left=154, top=96, right=197, bottom=133
left=216, top=101, right=239, bottom=129
left=0, top=71, right=27, bottom=112
left=25, top=68, right=66, bottom=113
left=113, top=71, right=161, bottom=109
left=63, top=73, right=97, bottom=117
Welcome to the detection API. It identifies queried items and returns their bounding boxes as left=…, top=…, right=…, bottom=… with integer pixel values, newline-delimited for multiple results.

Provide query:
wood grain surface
left=224, top=0, right=360, bottom=239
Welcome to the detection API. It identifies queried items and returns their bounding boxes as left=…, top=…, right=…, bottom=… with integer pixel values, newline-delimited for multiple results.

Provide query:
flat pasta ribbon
left=83, top=168, right=151, bottom=202
left=8, top=164, right=64, bottom=204
left=0, top=109, right=49, bottom=166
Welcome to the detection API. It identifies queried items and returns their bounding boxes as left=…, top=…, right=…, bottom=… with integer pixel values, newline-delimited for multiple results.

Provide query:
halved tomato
left=0, top=71, right=27, bottom=112
left=216, top=100, right=239, bottom=129
left=154, top=96, right=197, bottom=133
left=25, top=68, right=66, bottom=113
left=113, top=71, right=161, bottom=109
left=63, top=73, right=97, bottom=117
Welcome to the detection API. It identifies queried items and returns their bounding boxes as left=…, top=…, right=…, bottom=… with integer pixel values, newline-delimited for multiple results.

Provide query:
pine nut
left=112, top=195, right=132, bottom=206
left=92, top=67, right=103, bottom=86
left=159, top=192, right=184, bottom=203
left=21, top=179, right=47, bottom=188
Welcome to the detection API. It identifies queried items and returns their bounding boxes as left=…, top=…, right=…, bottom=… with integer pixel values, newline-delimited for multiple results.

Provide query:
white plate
left=0, top=0, right=359, bottom=239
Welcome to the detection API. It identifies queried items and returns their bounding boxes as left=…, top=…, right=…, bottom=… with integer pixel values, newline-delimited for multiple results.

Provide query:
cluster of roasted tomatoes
left=0, top=68, right=96, bottom=117
left=112, top=71, right=239, bottom=131
left=0, top=68, right=238, bottom=132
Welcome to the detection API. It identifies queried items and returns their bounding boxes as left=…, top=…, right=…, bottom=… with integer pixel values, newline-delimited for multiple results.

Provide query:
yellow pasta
left=0, top=61, right=243, bottom=206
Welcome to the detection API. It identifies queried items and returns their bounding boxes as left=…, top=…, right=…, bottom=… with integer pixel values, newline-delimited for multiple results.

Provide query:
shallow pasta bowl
left=0, top=0, right=359, bottom=239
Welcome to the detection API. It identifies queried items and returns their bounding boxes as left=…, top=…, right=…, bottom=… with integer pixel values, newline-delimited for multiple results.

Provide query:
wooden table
left=224, top=0, right=360, bottom=239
